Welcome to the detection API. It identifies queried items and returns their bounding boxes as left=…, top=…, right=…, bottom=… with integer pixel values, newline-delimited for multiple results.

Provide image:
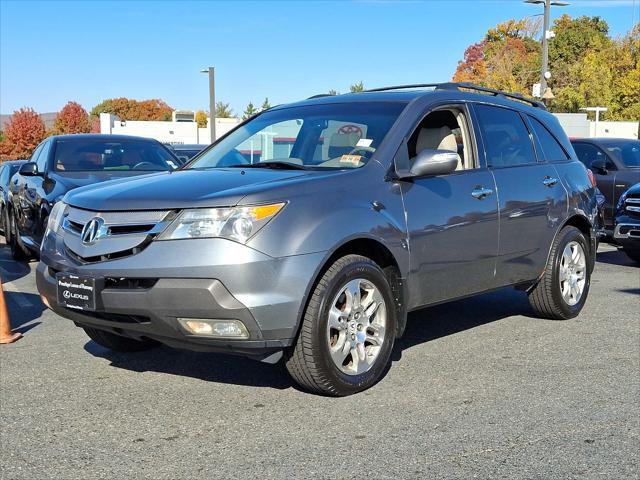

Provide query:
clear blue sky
left=1, top=0, right=638, bottom=115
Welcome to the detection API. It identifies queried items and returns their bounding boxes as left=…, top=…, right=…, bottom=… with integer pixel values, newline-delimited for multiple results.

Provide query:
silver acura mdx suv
left=37, top=83, right=597, bottom=396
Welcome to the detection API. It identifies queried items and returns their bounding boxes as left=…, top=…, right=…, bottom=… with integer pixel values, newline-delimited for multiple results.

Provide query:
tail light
left=587, top=169, right=597, bottom=187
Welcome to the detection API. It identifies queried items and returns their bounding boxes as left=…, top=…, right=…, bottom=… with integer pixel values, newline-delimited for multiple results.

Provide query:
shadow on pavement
left=596, top=248, right=638, bottom=267
left=0, top=246, right=33, bottom=283
left=5, top=292, right=45, bottom=334
left=393, top=287, right=534, bottom=361
left=85, top=287, right=537, bottom=390
left=84, top=341, right=295, bottom=391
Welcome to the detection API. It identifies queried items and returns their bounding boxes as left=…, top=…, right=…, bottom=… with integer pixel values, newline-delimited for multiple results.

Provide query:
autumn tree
left=52, top=101, right=91, bottom=135
left=215, top=102, right=234, bottom=118
left=242, top=102, right=258, bottom=120
left=90, top=98, right=173, bottom=121
left=0, top=108, right=47, bottom=160
left=195, top=110, right=208, bottom=128
left=350, top=81, right=365, bottom=92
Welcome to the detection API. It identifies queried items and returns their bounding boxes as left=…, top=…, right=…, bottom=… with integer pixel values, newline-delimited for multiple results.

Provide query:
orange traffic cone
left=0, top=279, right=22, bottom=344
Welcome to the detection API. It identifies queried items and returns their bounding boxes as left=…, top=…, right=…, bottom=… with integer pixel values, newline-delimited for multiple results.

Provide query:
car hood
left=64, top=168, right=314, bottom=211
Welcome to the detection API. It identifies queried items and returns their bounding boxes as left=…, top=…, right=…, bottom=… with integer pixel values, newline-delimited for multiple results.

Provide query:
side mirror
left=19, top=162, right=40, bottom=177
left=404, top=149, right=459, bottom=178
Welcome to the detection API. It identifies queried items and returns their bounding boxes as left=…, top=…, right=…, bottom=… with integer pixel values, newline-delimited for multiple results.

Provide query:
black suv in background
left=0, top=160, right=26, bottom=238
left=614, top=183, right=640, bottom=263
left=571, top=138, right=640, bottom=234
left=8, top=134, right=179, bottom=260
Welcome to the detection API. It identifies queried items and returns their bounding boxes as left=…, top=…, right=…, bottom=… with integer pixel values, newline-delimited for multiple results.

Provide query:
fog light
left=178, top=318, right=249, bottom=339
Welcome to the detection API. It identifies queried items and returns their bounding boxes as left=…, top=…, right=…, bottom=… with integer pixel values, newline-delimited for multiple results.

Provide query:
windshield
left=605, top=140, right=640, bottom=168
left=54, top=139, right=179, bottom=172
left=188, top=102, right=407, bottom=170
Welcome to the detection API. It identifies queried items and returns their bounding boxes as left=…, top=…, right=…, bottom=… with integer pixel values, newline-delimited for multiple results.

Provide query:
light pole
left=200, top=67, right=216, bottom=143
left=525, top=0, right=569, bottom=100
left=581, top=107, right=608, bottom=138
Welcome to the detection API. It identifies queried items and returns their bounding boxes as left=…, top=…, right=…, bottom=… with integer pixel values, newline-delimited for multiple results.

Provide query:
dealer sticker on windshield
left=340, top=154, right=363, bottom=166
left=57, top=273, right=97, bottom=311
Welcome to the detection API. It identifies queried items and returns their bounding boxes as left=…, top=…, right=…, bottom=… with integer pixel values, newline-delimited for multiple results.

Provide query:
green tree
left=215, top=102, right=234, bottom=118
left=261, top=98, right=271, bottom=111
left=349, top=81, right=365, bottom=92
left=328, top=89, right=339, bottom=95
left=242, top=102, right=258, bottom=120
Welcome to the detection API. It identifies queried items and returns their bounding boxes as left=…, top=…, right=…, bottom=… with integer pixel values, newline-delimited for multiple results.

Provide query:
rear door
left=400, top=103, right=500, bottom=307
left=472, top=104, right=567, bottom=286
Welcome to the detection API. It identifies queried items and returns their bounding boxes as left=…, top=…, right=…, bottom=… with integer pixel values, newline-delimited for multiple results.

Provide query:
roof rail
left=363, top=82, right=546, bottom=110
left=307, top=93, right=336, bottom=100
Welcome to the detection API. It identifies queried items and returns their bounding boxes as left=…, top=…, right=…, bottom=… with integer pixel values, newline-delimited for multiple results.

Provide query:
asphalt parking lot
left=0, top=242, right=638, bottom=480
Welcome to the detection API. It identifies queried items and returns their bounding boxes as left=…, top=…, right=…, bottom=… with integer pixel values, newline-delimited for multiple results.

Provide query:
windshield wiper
left=228, top=161, right=308, bottom=170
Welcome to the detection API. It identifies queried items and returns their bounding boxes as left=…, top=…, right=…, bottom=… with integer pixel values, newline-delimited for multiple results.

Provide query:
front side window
left=573, top=143, right=611, bottom=170
left=188, top=102, right=407, bottom=170
left=529, top=116, right=569, bottom=162
left=475, top=104, right=536, bottom=167
left=37, top=140, right=51, bottom=172
left=54, top=139, right=178, bottom=172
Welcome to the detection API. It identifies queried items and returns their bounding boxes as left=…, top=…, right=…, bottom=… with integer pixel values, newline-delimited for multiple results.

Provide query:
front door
left=400, top=104, right=499, bottom=308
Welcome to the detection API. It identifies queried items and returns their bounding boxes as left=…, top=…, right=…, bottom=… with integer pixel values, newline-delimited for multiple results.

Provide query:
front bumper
left=37, top=234, right=327, bottom=357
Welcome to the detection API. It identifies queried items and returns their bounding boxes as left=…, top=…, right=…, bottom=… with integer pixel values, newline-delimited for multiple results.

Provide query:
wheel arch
left=293, top=236, right=409, bottom=343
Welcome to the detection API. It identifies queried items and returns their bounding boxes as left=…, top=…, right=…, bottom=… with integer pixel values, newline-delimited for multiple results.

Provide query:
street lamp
left=524, top=0, right=569, bottom=101
left=200, top=67, right=216, bottom=143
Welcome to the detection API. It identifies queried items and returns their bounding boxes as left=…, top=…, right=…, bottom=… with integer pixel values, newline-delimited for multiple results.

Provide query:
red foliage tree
left=0, top=108, right=47, bottom=161
left=53, top=101, right=91, bottom=135
left=453, top=41, right=487, bottom=83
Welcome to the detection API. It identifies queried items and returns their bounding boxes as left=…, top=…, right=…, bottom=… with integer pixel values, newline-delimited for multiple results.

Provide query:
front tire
left=285, top=254, right=397, bottom=396
left=528, top=226, right=591, bottom=319
left=83, top=327, right=159, bottom=352
left=8, top=211, right=30, bottom=261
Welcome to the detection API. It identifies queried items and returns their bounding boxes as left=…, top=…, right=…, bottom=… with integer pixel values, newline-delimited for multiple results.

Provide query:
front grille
left=62, top=207, right=174, bottom=262
left=625, top=196, right=640, bottom=217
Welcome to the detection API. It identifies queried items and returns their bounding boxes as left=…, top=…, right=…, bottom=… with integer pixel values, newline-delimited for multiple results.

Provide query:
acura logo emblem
left=81, top=217, right=105, bottom=245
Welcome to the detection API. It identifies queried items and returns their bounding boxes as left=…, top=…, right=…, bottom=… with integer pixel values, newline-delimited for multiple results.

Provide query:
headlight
left=617, top=192, right=627, bottom=212
left=46, top=202, right=67, bottom=234
left=158, top=203, right=285, bottom=243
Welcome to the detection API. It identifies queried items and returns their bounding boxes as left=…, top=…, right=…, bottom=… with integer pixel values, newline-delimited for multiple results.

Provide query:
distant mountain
left=0, top=112, right=57, bottom=130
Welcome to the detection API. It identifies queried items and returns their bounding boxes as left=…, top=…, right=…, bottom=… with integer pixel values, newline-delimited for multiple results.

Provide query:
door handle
left=542, top=177, right=558, bottom=187
left=471, top=187, right=494, bottom=200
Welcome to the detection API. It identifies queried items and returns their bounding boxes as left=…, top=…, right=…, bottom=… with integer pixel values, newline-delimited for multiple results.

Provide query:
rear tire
left=83, top=327, right=159, bottom=352
left=528, top=226, right=591, bottom=320
left=285, top=254, right=397, bottom=396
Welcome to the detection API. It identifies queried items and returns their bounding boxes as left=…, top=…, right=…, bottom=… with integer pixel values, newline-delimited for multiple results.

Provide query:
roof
left=571, top=137, right=638, bottom=144
left=49, top=133, right=163, bottom=143
left=272, top=83, right=546, bottom=116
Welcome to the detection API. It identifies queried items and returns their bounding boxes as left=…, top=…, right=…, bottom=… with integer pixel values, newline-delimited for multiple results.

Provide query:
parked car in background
left=614, top=183, right=640, bottom=263
left=8, top=134, right=180, bottom=260
left=571, top=138, right=640, bottom=234
left=167, top=144, right=207, bottom=163
left=0, top=160, right=26, bottom=238
left=37, top=83, right=597, bottom=396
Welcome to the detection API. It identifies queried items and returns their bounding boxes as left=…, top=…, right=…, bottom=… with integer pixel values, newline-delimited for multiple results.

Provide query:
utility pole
left=201, top=67, right=216, bottom=143
left=525, top=0, right=569, bottom=100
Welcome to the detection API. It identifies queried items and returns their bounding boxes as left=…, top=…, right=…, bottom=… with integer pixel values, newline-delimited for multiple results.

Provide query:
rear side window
left=528, top=116, right=569, bottom=161
left=474, top=104, right=536, bottom=167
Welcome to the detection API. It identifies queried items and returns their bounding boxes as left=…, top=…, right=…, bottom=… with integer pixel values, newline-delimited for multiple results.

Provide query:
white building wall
left=99, top=113, right=241, bottom=145
left=554, top=113, right=590, bottom=138
left=590, top=121, right=639, bottom=139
